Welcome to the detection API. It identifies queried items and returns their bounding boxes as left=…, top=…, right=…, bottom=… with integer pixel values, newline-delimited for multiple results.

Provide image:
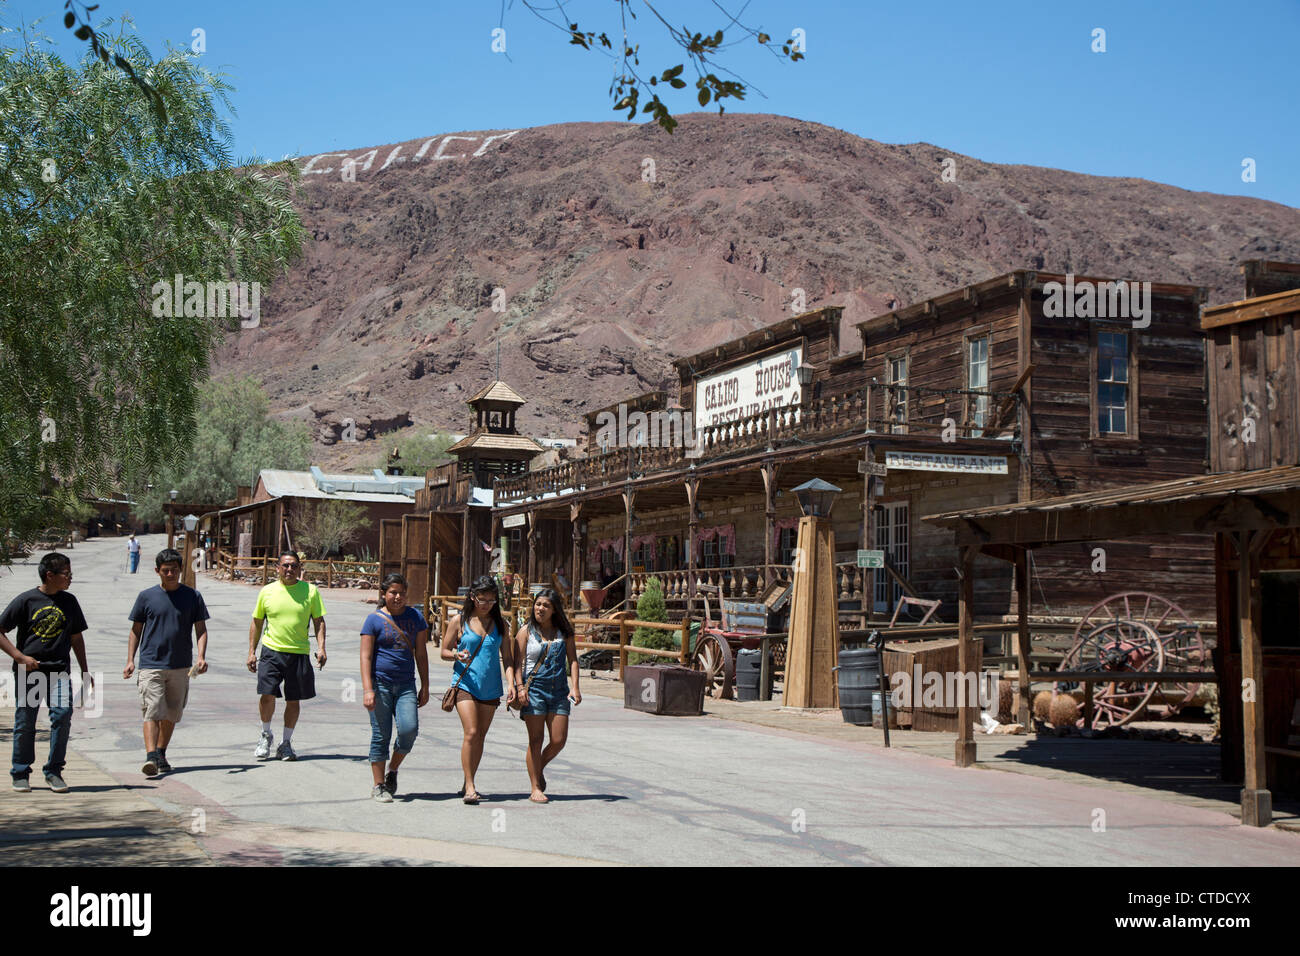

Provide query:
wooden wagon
left=692, top=582, right=791, bottom=698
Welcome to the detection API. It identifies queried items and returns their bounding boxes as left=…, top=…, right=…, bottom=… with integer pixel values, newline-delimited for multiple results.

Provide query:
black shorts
left=256, top=648, right=316, bottom=701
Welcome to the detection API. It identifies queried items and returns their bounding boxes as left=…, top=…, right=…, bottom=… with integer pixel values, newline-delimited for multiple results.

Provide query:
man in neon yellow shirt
left=246, top=552, right=326, bottom=761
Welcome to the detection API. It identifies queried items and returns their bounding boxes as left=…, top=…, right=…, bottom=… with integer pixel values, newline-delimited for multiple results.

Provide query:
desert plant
left=629, top=577, right=676, bottom=665
left=1049, top=693, right=1080, bottom=728
left=1033, top=690, right=1054, bottom=722
left=996, top=679, right=1015, bottom=723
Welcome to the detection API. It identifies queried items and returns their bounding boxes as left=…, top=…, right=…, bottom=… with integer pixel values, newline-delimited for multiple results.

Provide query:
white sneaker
left=255, top=730, right=274, bottom=760
left=276, top=741, right=297, bottom=762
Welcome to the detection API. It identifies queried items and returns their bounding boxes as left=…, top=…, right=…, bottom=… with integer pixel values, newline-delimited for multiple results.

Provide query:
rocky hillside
left=210, top=113, right=1300, bottom=469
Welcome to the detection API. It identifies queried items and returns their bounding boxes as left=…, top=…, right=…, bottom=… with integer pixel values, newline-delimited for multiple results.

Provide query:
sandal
left=462, top=791, right=480, bottom=805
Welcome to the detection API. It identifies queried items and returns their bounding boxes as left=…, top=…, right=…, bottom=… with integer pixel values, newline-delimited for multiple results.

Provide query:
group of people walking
left=2, top=547, right=580, bottom=804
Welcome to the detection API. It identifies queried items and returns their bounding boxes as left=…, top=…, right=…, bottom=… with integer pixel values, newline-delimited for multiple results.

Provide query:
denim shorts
left=521, top=676, right=570, bottom=717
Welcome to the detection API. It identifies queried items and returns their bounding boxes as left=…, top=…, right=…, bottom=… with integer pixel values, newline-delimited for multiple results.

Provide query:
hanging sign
left=885, top=452, right=1008, bottom=474
left=694, top=346, right=803, bottom=427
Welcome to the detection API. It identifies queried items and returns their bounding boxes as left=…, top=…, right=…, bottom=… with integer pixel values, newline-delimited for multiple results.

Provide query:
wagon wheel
left=1057, top=620, right=1165, bottom=729
left=1077, top=591, right=1205, bottom=716
left=692, top=631, right=735, bottom=700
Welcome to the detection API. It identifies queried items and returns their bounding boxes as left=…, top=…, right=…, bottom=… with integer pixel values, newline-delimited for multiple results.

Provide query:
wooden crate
left=882, top=638, right=982, bottom=734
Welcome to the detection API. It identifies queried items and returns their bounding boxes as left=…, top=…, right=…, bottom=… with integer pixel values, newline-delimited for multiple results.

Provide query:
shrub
left=629, top=578, right=676, bottom=665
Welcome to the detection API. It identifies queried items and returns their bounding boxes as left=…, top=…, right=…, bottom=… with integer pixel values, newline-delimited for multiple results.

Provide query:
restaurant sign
left=694, top=346, right=803, bottom=427
left=885, top=452, right=1009, bottom=475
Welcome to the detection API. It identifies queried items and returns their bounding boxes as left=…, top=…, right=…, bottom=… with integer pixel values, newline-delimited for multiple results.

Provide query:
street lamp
left=792, top=478, right=841, bottom=518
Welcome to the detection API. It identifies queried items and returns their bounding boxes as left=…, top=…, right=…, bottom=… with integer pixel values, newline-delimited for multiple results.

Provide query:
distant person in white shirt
left=127, top=534, right=142, bottom=574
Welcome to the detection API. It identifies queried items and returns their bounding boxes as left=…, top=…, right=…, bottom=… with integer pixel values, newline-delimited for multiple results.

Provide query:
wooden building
left=207, top=467, right=423, bottom=561
left=489, top=270, right=1216, bottom=624
left=927, top=279, right=1300, bottom=822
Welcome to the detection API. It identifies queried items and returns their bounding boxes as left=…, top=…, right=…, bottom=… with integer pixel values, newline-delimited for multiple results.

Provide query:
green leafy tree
left=131, top=376, right=311, bottom=522
left=629, top=576, right=676, bottom=664
left=374, top=427, right=456, bottom=477
left=290, top=499, right=367, bottom=560
left=0, top=17, right=305, bottom=559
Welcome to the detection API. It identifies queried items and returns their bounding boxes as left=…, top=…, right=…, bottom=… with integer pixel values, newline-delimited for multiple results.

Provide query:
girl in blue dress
left=440, top=575, right=515, bottom=804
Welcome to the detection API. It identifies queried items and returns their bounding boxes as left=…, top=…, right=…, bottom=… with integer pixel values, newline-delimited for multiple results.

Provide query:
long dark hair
left=460, top=575, right=506, bottom=637
left=526, top=587, right=574, bottom=640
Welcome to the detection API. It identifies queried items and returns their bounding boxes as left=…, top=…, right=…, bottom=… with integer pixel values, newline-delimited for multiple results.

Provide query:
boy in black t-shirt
left=124, top=548, right=210, bottom=776
left=0, top=553, right=92, bottom=793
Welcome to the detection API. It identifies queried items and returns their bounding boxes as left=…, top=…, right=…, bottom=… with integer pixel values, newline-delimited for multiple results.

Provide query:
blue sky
left=6, top=0, right=1298, bottom=207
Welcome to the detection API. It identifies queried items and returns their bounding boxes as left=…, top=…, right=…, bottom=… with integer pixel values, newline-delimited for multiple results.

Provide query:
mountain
left=210, top=113, right=1300, bottom=469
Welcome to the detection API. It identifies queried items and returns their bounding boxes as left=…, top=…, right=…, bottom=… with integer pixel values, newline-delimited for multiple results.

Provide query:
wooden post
left=326, top=559, right=333, bottom=590
left=761, top=461, right=777, bottom=592
left=569, top=501, right=583, bottom=613
left=460, top=508, right=471, bottom=588
left=861, top=445, right=875, bottom=627
left=526, top=511, right=537, bottom=588
left=686, top=477, right=700, bottom=619
left=1014, top=546, right=1032, bottom=726
left=956, top=545, right=978, bottom=767
left=434, top=552, right=442, bottom=599
left=262, top=555, right=269, bottom=585
left=679, top=618, right=690, bottom=665
left=759, top=635, right=772, bottom=701
left=1237, top=529, right=1271, bottom=826
left=618, top=618, right=629, bottom=681
left=622, top=488, right=635, bottom=612
left=182, top=531, right=196, bottom=589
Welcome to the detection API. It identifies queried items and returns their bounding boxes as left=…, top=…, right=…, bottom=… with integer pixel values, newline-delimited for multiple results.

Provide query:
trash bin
left=836, top=646, right=880, bottom=726
left=735, top=647, right=772, bottom=701
left=624, top=664, right=706, bottom=716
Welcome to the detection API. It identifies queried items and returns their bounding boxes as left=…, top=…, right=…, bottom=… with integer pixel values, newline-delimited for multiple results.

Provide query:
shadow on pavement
left=991, top=736, right=1300, bottom=821
left=474, top=791, right=630, bottom=803
left=287, top=753, right=369, bottom=763
left=156, top=763, right=265, bottom=774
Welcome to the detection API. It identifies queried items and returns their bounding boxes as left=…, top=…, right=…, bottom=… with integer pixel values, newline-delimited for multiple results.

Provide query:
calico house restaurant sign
left=885, top=451, right=1009, bottom=474
left=695, top=346, right=803, bottom=427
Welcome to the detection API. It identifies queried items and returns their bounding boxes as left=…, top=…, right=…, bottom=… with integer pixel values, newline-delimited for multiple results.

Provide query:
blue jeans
left=128, top=551, right=140, bottom=573
left=368, top=680, right=418, bottom=763
left=11, top=670, right=73, bottom=780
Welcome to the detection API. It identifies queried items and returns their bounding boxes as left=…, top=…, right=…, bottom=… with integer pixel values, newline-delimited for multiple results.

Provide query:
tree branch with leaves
left=517, top=0, right=803, bottom=133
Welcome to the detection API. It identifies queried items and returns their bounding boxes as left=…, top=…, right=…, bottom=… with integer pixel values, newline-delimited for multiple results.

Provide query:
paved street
left=2, top=535, right=1298, bottom=866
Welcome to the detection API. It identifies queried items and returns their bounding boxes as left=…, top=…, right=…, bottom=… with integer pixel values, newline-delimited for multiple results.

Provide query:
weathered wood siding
left=1207, top=313, right=1300, bottom=472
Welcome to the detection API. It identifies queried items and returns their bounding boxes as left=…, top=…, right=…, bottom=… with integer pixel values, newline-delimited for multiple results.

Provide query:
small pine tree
left=629, top=577, right=676, bottom=665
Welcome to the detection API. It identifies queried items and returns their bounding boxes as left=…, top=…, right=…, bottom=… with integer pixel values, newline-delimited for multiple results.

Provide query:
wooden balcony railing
left=626, top=561, right=871, bottom=609
left=496, top=383, right=1019, bottom=504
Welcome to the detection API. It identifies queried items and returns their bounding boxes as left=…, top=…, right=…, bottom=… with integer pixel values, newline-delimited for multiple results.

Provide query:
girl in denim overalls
left=514, top=587, right=580, bottom=803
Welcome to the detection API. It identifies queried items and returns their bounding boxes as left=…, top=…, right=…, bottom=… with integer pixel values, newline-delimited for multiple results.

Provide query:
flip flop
left=462, top=791, right=480, bottom=805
